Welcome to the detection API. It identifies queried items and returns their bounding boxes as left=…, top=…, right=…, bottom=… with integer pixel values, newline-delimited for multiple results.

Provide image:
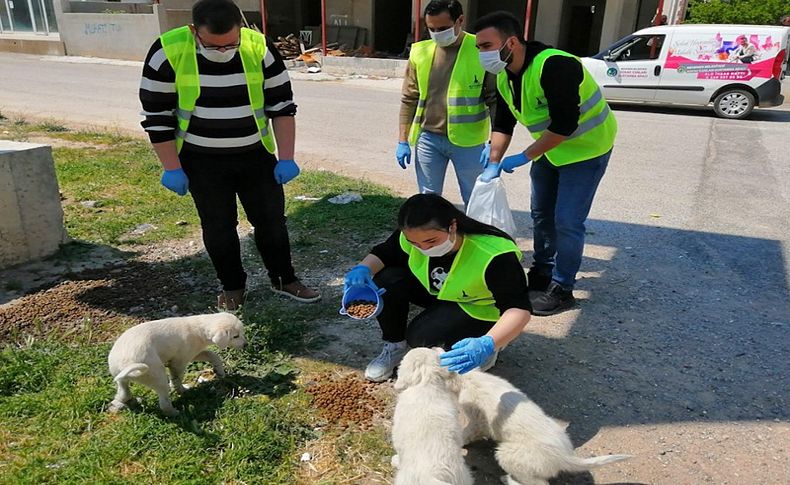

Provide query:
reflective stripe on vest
left=398, top=232, right=522, bottom=322
left=408, top=33, right=490, bottom=148
left=160, top=26, right=276, bottom=154
left=496, top=48, right=617, bottom=166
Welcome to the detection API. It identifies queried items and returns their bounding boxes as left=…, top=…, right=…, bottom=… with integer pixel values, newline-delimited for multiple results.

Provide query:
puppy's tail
left=562, top=453, right=632, bottom=471
left=114, top=363, right=149, bottom=382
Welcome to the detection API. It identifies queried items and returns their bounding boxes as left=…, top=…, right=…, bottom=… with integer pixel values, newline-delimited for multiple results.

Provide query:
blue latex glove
left=161, top=168, right=189, bottom=196
left=479, top=142, right=491, bottom=167
left=344, top=265, right=377, bottom=291
left=440, top=336, right=496, bottom=374
left=479, top=162, right=501, bottom=183
left=396, top=142, right=411, bottom=169
left=275, top=159, right=300, bottom=184
left=500, top=152, right=530, bottom=174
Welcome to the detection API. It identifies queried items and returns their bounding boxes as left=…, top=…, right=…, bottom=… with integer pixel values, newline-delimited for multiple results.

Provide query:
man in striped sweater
left=139, top=0, right=320, bottom=309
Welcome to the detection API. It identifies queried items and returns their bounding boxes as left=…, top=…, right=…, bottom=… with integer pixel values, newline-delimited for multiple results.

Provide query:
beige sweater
left=400, top=32, right=497, bottom=140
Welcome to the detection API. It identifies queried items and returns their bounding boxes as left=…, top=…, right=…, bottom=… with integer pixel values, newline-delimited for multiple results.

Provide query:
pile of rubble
left=273, top=33, right=388, bottom=62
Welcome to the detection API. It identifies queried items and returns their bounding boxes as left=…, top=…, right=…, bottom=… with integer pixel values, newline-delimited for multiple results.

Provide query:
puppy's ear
left=394, top=354, right=417, bottom=391
left=212, top=328, right=232, bottom=349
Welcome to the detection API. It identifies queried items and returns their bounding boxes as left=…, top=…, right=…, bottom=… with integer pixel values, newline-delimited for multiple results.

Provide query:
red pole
left=654, top=0, right=665, bottom=25
left=524, top=0, right=534, bottom=40
left=259, top=0, right=267, bottom=35
left=414, top=0, right=421, bottom=42
left=321, top=0, right=327, bottom=55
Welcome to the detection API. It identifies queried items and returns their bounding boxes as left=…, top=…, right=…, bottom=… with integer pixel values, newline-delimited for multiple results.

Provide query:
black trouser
left=180, top=148, right=296, bottom=291
left=374, top=267, right=494, bottom=350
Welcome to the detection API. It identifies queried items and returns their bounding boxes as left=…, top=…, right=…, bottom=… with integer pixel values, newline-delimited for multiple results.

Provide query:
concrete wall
left=0, top=142, right=68, bottom=268
left=0, top=36, right=66, bottom=56
left=67, top=1, right=153, bottom=14
left=534, top=0, right=639, bottom=53
left=322, top=55, right=408, bottom=78
left=57, top=8, right=162, bottom=60
left=534, top=0, right=562, bottom=46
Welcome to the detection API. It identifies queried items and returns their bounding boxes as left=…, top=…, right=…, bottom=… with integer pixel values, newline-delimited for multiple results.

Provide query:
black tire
left=713, top=89, right=755, bottom=119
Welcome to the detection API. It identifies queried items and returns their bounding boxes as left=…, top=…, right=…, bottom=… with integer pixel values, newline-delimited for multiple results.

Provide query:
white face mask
left=417, top=229, right=457, bottom=258
left=430, top=25, right=459, bottom=47
left=479, top=41, right=513, bottom=74
left=199, top=44, right=238, bottom=63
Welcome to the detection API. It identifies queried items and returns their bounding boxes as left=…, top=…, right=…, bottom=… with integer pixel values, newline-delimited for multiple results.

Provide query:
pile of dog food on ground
left=305, top=373, right=386, bottom=429
left=345, top=300, right=377, bottom=319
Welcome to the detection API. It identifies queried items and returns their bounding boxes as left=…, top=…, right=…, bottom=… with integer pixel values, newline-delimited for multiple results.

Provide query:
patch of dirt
left=0, top=261, right=201, bottom=344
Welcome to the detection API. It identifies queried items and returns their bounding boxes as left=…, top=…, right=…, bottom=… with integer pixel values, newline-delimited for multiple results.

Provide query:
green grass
left=34, top=121, right=69, bottom=133
left=0, top=120, right=404, bottom=483
left=0, top=337, right=314, bottom=484
left=0, top=117, right=402, bottom=247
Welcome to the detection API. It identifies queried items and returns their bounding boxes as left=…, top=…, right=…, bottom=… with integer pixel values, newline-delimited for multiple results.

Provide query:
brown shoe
left=271, top=279, right=321, bottom=303
left=217, top=289, right=246, bottom=311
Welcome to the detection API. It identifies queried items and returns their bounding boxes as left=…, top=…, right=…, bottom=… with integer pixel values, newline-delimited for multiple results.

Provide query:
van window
left=611, top=35, right=666, bottom=61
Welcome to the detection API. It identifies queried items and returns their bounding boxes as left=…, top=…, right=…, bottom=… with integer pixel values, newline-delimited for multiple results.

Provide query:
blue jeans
left=530, top=150, right=611, bottom=289
left=414, top=130, right=484, bottom=206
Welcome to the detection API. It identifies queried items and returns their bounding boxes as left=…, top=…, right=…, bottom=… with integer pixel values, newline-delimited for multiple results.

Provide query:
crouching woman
left=344, top=193, right=532, bottom=382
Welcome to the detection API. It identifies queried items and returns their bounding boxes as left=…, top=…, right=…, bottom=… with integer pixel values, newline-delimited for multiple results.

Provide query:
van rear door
left=591, top=33, right=668, bottom=102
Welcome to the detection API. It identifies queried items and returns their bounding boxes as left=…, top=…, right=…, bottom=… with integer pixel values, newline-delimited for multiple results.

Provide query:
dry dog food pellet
left=305, top=373, right=386, bottom=429
left=346, top=300, right=377, bottom=319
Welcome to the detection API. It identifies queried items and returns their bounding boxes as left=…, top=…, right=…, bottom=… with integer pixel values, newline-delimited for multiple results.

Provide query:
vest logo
left=468, top=74, right=482, bottom=89
left=461, top=290, right=471, bottom=299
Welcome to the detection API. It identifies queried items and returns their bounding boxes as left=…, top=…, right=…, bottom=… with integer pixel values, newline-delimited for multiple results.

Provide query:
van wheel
left=713, top=89, right=755, bottom=119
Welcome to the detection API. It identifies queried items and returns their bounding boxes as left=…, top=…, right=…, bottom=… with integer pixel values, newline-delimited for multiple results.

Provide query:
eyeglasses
left=195, top=32, right=240, bottom=51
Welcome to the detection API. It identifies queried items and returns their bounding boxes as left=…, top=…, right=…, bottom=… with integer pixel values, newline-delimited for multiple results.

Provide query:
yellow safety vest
left=408, top=33, right=490, bottom=147
left=399, top=232, right=522, bottom=321
left=159, top=26, right=276, bottom=154
left=497, top=48, right=617, bottom=166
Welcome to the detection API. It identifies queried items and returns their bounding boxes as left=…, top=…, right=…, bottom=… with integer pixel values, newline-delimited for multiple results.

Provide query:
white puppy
left=107, top=312, right=245, bottom=416
left=391, top=347, right=473, bottom=485
left=458, top=370, right=630, bottom=485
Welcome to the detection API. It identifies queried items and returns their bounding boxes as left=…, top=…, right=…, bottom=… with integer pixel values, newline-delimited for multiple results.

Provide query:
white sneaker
left=365, top=341, right=409, bottom=382
left=480, top=349, right=500, bottom=372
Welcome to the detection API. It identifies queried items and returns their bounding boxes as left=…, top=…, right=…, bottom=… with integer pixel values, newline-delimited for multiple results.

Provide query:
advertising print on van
left=583, top=24, right=790, bottom=119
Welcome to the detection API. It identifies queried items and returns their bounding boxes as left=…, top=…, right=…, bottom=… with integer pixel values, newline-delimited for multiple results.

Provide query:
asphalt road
left=2, top=52, right=789, bottom=484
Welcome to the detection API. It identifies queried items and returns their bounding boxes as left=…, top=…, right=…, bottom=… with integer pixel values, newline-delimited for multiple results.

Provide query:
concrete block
left=321, top=56, right=408, bottom=78
left=0, top=35, right=66, bottom=56
left=0, top=142, right=68, bottom=268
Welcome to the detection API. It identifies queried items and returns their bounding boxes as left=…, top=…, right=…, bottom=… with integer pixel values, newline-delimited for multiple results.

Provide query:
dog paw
left=161, top=407, right=180, bottom=417
left=108, top=400, right=126, bottom=414
left=390, top=455, right=399, bottom=468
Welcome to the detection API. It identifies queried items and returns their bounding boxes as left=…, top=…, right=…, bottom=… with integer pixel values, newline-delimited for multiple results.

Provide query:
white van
left=582, top=24, right=789, bottom=119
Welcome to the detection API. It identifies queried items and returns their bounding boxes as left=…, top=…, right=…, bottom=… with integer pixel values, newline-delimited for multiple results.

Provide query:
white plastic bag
left=466, top=176, right=518, bottom=238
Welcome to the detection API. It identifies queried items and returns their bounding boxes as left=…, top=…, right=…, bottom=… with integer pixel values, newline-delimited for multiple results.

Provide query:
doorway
left=558, top=0, right=606, bottom=56
left=374, top=0, right=411, bottom=55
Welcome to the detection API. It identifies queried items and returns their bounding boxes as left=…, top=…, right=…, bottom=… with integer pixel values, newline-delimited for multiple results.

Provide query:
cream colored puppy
left=108, top=312, right=245, bottom=416
left=458, top=370, right=630, bottom=485
left=391, top=347, right=473, bottom=485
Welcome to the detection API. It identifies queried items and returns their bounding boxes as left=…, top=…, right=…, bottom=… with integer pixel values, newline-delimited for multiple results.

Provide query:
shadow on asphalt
left=452, top=210, right=789, bottom=483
